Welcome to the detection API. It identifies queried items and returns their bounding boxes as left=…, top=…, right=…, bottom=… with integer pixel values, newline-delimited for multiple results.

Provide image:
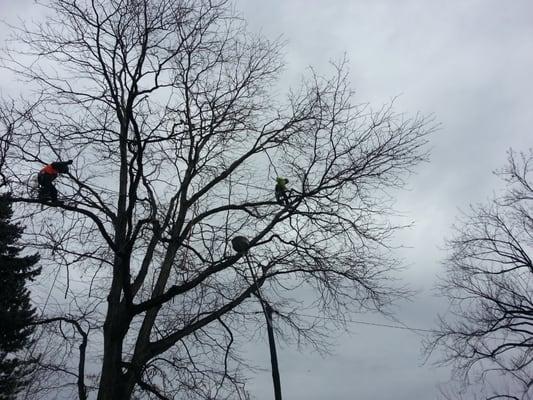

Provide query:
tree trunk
left=97, top=261, right=129, bottom=400
left=97, top=335, right=125, bottom=400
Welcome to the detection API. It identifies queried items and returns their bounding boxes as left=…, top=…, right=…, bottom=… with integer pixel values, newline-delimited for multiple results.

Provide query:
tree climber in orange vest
left=37, top=160, right=73, bottom=203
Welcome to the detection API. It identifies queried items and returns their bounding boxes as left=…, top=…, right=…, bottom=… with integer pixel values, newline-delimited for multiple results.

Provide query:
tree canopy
left=1, top=0, right=432, bottom=398
left=430, top=150, right=533, bottom=400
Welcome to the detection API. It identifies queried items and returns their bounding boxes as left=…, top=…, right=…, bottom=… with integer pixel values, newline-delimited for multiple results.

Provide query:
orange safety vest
left=40, top=164, right=59, bottom=178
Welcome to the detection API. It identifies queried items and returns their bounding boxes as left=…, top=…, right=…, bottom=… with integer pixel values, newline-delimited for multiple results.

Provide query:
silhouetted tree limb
left=30, top=317, right=88, bottom=400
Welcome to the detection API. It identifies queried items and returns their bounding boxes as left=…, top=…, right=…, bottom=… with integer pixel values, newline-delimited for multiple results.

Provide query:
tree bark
left=97, top=300, right=127, bottom=400
left=97, top=255, right=129, bottom=400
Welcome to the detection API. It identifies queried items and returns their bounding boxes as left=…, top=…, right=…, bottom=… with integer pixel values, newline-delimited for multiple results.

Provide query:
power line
left=290, top=312, right=438, bottom=334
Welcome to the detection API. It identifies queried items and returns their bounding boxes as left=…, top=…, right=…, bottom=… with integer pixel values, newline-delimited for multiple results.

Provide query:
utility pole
left=264, top=301, right=282, bottom=400
left=243, top=253, right=282, bottom=400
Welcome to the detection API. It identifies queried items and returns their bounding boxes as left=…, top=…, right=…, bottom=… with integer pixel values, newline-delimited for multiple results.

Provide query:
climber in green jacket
left=274, top=177, right=290, bottom=207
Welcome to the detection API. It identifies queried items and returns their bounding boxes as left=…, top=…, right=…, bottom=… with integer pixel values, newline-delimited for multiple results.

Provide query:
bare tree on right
left=430, top=150, right=533, bottom=400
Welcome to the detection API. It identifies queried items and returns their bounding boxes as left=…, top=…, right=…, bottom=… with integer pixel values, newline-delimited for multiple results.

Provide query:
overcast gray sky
left=233, top=1, right=533, bottom=399
left=2, top=0, right=533, bottom=399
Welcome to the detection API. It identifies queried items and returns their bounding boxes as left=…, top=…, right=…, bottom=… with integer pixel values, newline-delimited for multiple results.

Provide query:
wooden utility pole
left=264, top=302, right=282, bottom=400
left=245, top=255, right=282, bottom=400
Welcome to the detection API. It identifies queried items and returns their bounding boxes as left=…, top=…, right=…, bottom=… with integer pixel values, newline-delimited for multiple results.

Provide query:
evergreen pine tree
left=0, top=193, right=40, bottom=400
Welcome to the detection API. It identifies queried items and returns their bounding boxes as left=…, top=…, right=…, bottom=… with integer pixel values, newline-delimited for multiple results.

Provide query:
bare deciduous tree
left=429, top=150, right=533, bottom=400
left=1, top=0, right=431, bottom=399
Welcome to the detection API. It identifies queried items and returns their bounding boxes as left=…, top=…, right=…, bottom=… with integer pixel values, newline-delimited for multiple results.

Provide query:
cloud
left=235, top=0, right=533, bottom=398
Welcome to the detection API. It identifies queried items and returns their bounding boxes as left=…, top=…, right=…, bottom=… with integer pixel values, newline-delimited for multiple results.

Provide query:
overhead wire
left=291, top=312, right=439, bottom=334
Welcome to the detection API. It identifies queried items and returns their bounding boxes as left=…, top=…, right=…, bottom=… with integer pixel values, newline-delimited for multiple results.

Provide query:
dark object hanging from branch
left=231, top=236, right=250, bottom=254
